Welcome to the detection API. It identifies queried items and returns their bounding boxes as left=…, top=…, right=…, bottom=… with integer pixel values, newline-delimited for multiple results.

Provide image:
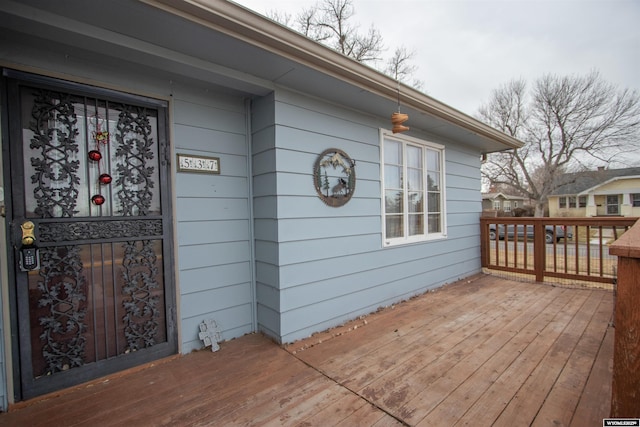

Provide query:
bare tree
left=479, top=71, right=640, bottom=216
left=385, top=46, right=424, bottom=90
left=267, top=0, right=420, bottom=87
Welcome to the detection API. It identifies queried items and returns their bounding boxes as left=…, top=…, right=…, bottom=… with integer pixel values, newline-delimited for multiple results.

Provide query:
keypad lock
left=19, top=220, right=40, bottom=271
left=20, top=246, right=40, bottom=271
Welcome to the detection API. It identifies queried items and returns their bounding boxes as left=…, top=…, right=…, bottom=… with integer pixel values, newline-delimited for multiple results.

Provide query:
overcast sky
left=232, top=0, right=639, bottom=118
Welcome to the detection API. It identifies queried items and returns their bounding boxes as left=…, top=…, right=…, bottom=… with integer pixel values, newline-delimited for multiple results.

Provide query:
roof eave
left=141, top=0, right=524, bottom=151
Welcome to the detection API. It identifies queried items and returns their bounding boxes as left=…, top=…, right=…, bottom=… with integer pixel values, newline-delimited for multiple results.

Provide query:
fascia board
left=142, top=0, right=524, bottom=151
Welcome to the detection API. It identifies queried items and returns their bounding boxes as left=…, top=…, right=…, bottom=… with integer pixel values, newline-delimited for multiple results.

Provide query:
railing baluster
left=586, top=225, right=592, bottom=276
left=574, top=225, right=579, bottom=275
left=599, top=226, right=604, bottom=277
left=524, top=232, right=529, bottom=269
left=563, top=228, right=568, bottom=274
left=552, top=225, right=558, bottom=273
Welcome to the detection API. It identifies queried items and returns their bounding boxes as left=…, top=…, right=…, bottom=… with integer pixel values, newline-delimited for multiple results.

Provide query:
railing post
left=533, top=219, right=545, bottom=282
left=608, top=219, right=640, bottom=417
left=480, top=219, right=488, bottom=268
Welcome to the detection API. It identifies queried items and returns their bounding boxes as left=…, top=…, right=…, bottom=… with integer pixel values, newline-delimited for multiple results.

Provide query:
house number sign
left=177, top=154, right=220, bottom=174
left=313, top=148, right=356, bottom=207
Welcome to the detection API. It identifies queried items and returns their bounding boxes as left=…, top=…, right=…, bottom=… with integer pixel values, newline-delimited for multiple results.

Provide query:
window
left=579, top=196, right=587, bottom=208
left=632, top=194, right=640, bottom=207
left=514, top=201, right=519, bottom=209
left=503, top=201, right=511, bottom=212
left=568, top=196, right=576, bottom=208
left=382, top=131, right=445, bottom=245
left=493, top=200, right=501, bottom=210
left=559, top=197, right=566, bottom=209
left=607, top=195, right=620, bottom=215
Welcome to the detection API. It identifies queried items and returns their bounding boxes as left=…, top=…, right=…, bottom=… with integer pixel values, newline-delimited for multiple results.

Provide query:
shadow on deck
left=0, top=274, right=613, bottom=426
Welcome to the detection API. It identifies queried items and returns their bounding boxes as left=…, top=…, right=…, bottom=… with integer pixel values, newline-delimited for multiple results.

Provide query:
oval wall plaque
left=313, top=148, right=356, bottom=207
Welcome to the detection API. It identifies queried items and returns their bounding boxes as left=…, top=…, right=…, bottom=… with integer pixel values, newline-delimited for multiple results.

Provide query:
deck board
left=464, top=289, right=605, bottom=426
left=0, top=274, right=614, bottom=426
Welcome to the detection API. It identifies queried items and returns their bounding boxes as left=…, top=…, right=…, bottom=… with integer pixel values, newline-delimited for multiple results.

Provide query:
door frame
left=1, top=68, right=178, bottom=401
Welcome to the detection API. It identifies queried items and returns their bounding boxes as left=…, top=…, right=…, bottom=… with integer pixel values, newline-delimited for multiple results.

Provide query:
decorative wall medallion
left=313, top=148, right=356, bottom=207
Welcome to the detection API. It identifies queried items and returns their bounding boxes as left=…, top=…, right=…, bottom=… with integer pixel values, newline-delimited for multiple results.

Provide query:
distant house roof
left=550, top=167, right=640, bottom=196
left=482, top=192, right=526, bottom=201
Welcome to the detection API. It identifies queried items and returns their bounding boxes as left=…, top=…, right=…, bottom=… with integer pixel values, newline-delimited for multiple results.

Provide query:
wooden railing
left=609, top=219, right=640, bottom=416
left=480, top=217, right=639, bottom=285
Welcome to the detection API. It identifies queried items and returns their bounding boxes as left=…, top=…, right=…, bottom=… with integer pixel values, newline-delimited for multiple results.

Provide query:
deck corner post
left=480, top=219, right=488, bottom=268
left=608, top=219, right=640, bottom=417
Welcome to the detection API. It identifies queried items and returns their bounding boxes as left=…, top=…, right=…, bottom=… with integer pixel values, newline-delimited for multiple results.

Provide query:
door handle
left=19, top=221, right=40, bottom=271
left=21, top=221, right=36, bottom=246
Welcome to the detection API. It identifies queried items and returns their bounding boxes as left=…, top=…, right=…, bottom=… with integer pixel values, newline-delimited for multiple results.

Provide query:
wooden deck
left=0, top=274, right=614, bottom=426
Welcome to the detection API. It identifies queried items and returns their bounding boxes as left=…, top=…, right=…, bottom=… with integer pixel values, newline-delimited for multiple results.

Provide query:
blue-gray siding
left=173, top=88, right=255, bottom=353
left=250, top=89, right=483, bottom=343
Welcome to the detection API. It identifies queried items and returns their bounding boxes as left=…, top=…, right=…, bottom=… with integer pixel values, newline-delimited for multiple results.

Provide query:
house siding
left=262, top=89, right=483, bottom=343
left=548, top=196, right=586, bottom=217
left=251, top=92, right=281, bottom=339
left=597, top=178, right=640, bottom=192
left=172, top=87, right=255, bottom=353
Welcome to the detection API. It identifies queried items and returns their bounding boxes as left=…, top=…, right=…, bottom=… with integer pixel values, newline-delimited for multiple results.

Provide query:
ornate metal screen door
left=3, top=71, right=177, bottom=400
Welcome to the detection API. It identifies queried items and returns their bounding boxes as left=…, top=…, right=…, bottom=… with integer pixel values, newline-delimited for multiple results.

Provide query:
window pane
left=579, top=196, right=587, bottom=208
left=406, top=145, right=422, bottom=169
left=607, top=195, right=619, bottom=215
left=559, top=197, right=566, bottom=208
left=385, top=190, right=403, bottom=213
left=407, top=168, right=423, bottom=190
left=428, top=214, right=441, bottom=233
left=385, top=165, right=402, bottom=189
left=386, top=215, right=403, bottom=238
left=428, top=192, right=440, bottom=213
left=408, top=213, right=424, bottom=235
left=427, top=172, right=440, bottom=191
left=427, top=149, right=440, bottom=171
left=408, top=192, right=424, bottom=213
left=384, top=139, right=402, bottom=164
left=632, top=194, right=640, bottom=207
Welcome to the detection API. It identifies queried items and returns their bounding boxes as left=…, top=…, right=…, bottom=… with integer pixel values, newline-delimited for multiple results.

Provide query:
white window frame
left=503, top=201, right=511, bottom=212
left=380, top=129, right=447, bottom=246
left=493, top=200, right=501, bottom=210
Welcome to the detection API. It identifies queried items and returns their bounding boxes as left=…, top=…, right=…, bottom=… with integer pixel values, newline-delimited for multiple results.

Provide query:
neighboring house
left=0, top=0, right=521, bottom=408
left=549, top=167, right=640, bottom=217
left=481, top=192, right=527, bottom=215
